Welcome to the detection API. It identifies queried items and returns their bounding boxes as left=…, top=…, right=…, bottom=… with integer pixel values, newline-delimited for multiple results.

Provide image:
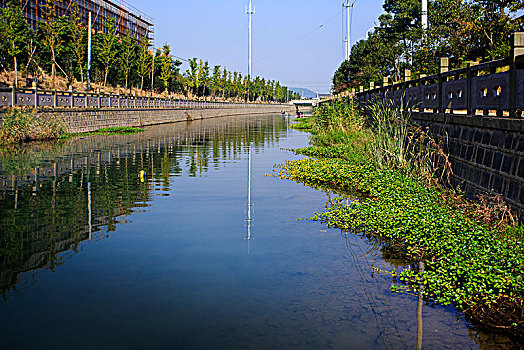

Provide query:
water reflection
left=245, top=143, right=254, bottom=254
left=0, top=116, right=286, bottom=300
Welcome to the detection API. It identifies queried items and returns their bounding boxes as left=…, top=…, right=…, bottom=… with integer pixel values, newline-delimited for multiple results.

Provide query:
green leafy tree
left=69, top=2, right=86, bottom=84
left=137, top=34, right=152, bottom=91
left=186, top=58, right=198, bottom=96
left=197, top=59, right=210, bottom=96
left=210, top=65, right=222, bottom=98
left=98, top=17, right=118, bottom=87
left=159, top=43, right=173, bottom=92
left=0, top=1, right=27, bottom=87
left=120, top=30, right=137, bottom=92
left=39, top=0, right=66, bottom=88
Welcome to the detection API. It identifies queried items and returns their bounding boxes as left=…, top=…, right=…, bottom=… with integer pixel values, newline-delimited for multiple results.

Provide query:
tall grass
left=367, top=100, right=451, bottom=183
left=0, top=109, right=64, bottom=144
left=312, top=97, right=366, bottom=147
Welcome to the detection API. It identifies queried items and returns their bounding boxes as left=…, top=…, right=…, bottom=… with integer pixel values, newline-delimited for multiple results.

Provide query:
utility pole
left=247, top=0, right=254, bottom=78
left=422, top=0, right=428, bottom=31
left=151, top=53, right=155, bottom=96
left=343, top=1, right=355, bottom=61
left=87, top=11, right=92, bottom=91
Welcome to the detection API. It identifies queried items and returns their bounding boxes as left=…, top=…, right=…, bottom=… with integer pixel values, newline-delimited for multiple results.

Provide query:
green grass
left=59, top=126, right=144, bottom=140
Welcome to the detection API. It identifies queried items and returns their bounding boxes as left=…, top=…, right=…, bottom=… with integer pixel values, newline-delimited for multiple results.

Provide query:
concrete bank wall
left=412, top=113, right=524, bottom=218
left=37, top=105, right=296, bottom=133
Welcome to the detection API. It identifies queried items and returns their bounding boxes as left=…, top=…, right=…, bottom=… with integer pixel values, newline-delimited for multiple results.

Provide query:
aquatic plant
left=277, top=99, right=524, bottom=338
left=279, top=154, right=523, bottom=337
left=289, top=117, right=315, bottom=131
left=59, top=126, right=144, bottom=140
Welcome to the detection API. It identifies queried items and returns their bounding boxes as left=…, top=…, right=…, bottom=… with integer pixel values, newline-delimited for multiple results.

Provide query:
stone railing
left=0, top=87, right=261, bottom=110
left=353, top=32, right=524, bottom=118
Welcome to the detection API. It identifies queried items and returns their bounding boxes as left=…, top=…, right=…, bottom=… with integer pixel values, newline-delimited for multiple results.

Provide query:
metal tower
left=343, top=1, right=355, bottom=61
left=422, top=0, right=428, bottom=31
left=247, top=0, right=255, bottom=78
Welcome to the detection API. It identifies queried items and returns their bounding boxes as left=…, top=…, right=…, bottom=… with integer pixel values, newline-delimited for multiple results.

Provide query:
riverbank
left=0, top=105, right=298, bottom=144
left=278, top=104, right=524, bottom=340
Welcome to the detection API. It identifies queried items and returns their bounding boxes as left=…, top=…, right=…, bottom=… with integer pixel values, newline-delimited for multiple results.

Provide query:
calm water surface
left=0, top=115, right=518, bottom=349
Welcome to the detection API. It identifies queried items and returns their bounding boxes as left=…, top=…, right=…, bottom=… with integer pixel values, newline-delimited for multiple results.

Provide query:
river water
left=0, top=114, right=518, bottom=349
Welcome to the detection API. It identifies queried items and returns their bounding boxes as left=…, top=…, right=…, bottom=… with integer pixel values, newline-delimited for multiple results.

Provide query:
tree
left=137, top=34, right=152, bottom=91
left=210, top=65, right=221, bottom=98
left=70, top=2, right=86, bottom=84
left=0, top=1, right=27, bottom=87
left=120, top=30, right=137, bottom=92
left=186, top=58, right=198, bottom=96
left=159, top=43, right=173, bottom=93
left=470, top=0, right=524, bottom=59
left=39, top=0, right=65, bottom=88
left=197, top=59, right=210, bottom=96
left=98, top=17, right=118, bottom=87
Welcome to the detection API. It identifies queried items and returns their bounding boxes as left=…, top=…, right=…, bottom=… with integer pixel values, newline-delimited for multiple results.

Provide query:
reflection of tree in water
left=0, top=115, right=286, bottom=301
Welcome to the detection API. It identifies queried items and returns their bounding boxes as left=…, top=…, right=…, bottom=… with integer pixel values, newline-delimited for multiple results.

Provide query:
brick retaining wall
left=27, top=105, right=297, bottom=133
left=412, top=113, right=524, bottom=218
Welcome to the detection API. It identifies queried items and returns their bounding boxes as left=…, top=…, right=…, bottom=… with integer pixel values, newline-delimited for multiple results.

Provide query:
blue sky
left=128, top=0, right=386, bottom=93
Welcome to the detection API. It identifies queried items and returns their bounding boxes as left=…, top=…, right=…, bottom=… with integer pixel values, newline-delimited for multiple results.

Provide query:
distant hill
left=289, top=87, right=317, bottom=99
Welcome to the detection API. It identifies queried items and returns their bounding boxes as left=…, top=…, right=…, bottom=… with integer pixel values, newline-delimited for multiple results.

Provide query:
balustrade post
left=33, top=82, right=38, bottom=108
left=419, top=75, right=426, bottom=113
left=439, top=58, right=449, bottom=113
left=11, top=85, right=15, bottom=107
left=53, top=89, right=57, bottom=108
left=69, top=86, right=74, bottom=108
left=467, top=62, right=479, bottom=116
left=405, top=70, right=412, bottom=83
left=510, top=32, right=524, bottom=118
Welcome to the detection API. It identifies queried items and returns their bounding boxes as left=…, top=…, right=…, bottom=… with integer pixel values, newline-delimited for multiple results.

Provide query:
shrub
left=0, top=109, right=64, bottom=144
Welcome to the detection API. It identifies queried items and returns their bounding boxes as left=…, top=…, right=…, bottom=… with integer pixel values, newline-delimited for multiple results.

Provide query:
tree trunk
left=104, top=66, right=109, bottom=87
left=52, top=63, right=56, bottom=89
left=51, top=47, right=56, bottom=89
left=14, top=56, right=18, bottom=88
left=140, top=76, right=144, bottom=91
left=80, top=65, right=84, bottom=84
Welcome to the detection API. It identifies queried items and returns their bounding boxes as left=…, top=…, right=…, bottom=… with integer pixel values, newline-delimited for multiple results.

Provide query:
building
left=0, top=0, right=154, bottom=42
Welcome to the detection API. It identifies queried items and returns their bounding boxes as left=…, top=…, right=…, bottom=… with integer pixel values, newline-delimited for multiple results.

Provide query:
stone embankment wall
left=25, top=105, right=296, bottom=133
left=412, top=113, right=524, bottom=218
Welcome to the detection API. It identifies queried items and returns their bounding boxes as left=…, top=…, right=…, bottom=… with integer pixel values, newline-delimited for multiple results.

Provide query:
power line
left=254, top=8, right=344, bottom=64
left=173, top=55, right=189, bottom=62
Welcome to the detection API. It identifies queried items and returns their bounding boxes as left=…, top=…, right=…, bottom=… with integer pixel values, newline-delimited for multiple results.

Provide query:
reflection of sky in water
left=0, top=115, right=516, bottom=349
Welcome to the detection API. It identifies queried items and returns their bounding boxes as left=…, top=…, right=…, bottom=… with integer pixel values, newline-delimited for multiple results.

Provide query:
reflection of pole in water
left=87, top=161, right=92, bottom=240
left=245, top=143, right=254, bottom=254
left=417, top=261, right=425, bottom=350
